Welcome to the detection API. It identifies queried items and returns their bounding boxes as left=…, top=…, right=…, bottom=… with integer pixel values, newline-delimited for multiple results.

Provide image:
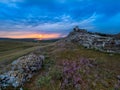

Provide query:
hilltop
left=65, top=26, right=120, bottom=53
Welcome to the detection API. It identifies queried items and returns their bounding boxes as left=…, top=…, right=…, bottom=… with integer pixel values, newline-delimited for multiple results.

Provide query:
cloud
left=0, top=13, right=97, bottom=37
left=0, top=0, right=23, bottom=8
left=0, top=0, right=120, bottom=39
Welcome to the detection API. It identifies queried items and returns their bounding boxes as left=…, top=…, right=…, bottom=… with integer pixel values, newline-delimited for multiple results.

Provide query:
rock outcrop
left=65, top=26, right=120, bottom=53
left=0, top=53, right=44, bottom=89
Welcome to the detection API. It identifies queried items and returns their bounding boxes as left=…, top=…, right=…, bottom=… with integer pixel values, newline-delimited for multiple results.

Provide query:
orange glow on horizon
left=0, top=31, right=62, bottom=40
left=36, top=34, right=62, bottom=40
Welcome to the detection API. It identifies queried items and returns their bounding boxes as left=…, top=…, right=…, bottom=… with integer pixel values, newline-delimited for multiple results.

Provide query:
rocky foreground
left=0, top=53, right=44, bottom=89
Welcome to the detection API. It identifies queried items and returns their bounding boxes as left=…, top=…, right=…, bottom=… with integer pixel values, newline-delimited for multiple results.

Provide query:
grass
left=54, top=44, right=120, bottom=74
left=0, top=40, right=55, bottom=71
left=0, top=40, right=120, bottom=90
left=24, top=41, right=120, bottom=90
left=52, top=43, right=120, bottom=89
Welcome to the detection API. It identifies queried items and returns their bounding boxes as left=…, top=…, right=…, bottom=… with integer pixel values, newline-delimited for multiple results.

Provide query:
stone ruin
left=66, top=26, right=120, bottom=53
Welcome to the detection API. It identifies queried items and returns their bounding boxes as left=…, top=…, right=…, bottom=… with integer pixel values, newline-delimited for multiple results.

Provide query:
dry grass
left=1, top=41, right=120, bottom=90
left=0, top=40, right=55, bottom=71
left=29, top=42, right=120, bottom=90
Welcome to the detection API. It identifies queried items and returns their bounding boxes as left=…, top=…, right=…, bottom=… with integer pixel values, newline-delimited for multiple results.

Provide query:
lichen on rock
left=0, top=53, right=45, bottom=88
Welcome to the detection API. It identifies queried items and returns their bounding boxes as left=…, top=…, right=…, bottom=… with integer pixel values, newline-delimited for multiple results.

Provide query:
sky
left=0, top=0, right=120, bottom=39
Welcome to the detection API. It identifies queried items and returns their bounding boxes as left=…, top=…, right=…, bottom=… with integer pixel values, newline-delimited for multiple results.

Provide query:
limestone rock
left=66, top=26, right=120, bottom=53
left=0, top=53, right=45, bottom=88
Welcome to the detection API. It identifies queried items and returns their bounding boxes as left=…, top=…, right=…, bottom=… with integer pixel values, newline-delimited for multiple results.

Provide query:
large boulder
left=0, top=53, right=45, bottom=88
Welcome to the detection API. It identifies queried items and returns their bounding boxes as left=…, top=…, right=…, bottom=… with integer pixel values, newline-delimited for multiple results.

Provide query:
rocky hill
left=65, top=26, right=120, bottom=53
left=0, top=28, right=120, bottom=90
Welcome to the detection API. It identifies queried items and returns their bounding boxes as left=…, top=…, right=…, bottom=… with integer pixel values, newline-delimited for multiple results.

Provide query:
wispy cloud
left=0, top=0, right=120, bottom=38
left=0, top=13, right=97, bottom=37
left=0, top=0, right=22, bottom=8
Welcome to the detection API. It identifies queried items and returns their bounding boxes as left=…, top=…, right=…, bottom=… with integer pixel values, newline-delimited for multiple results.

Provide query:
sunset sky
left=0, top=0, right=120, bottom=39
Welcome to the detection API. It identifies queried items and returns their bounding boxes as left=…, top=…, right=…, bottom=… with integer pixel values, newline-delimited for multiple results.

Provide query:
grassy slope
left=0, top=40, right=120, bottom=90
left=55, top=43, right=120, bottom=89
left=0, top=40, right=51, bottom=70
left=23, top=41, right=120, bottom=90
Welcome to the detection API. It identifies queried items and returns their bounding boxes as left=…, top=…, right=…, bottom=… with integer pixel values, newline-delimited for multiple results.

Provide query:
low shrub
left=38, top=75, right=52, bottom=88
left=49, top=67, right=62, bottom=80
left=43, top=57, right=55, bottom=70
left=61, top=60, right=82, bottom=89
